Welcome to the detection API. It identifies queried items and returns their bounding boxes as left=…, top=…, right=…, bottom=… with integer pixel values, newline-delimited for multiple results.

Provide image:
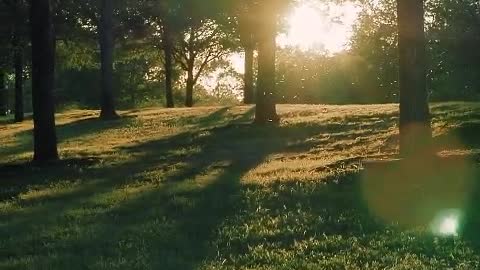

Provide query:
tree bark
left=185, top=66, right=194, bottom=107
left=255, top=4, right=279, bottom=124
left=30, top=0, right=59, bottom=162
left=0, top=70, right=6, bottom=115
left=244, top=45, right=255, bottom=104
left=14, top=46, right=23, bottom=122
left=397, top=0, right=431, bottom=157
left=99, top=0, right=118, bottom=119
left=13, top=0, right=24, bottom=122
left=163, top=23, right=174, bottom=108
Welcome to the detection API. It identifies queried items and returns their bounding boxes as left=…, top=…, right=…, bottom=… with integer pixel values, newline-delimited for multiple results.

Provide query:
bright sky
left=278, top=1, right=361, bottom=53
left=230, top=1, right=361, bottom=73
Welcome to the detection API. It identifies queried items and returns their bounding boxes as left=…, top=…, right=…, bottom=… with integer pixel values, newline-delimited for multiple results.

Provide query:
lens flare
left=361, top=153, right=475, bottom=229
left=431, top=209, right=462, bottom=236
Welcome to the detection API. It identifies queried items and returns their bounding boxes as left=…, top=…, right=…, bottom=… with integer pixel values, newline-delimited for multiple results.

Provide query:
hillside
left=1, top=103, right=480, bottom=269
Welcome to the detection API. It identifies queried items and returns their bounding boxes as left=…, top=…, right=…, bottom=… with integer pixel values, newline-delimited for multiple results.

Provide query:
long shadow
left=3, top=106, right=480, bottom=268
left=162, top=106, right=254, bottom=130
left=0, top=106, right=249, bottom=162
left=0, top=117, right=135, bottom=160
left=220, top=165, right=480, bottom=267
left=84, top=126, right=279, bottom=269
left=0, top=107, right=253, bottom=202
left=460, top=159, right=480, bottom=251
left=0, top=108, right=399, bottom=209
left=434, top=122, right=480, bottom=150
left=0, top=109, right=343, bottom=268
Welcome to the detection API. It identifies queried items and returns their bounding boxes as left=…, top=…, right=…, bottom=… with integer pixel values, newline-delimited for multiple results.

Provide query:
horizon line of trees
left=0, top=0, right=477, bottom=161
left=2, top=1, right=478, bottom=113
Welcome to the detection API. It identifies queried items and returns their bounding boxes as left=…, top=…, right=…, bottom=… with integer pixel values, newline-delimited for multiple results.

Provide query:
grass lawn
left=1, top=103, right=480, bottom=269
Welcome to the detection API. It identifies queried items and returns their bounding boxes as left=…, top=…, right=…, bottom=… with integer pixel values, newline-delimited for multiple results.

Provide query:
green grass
left=0, top=103, right=480, bottom=269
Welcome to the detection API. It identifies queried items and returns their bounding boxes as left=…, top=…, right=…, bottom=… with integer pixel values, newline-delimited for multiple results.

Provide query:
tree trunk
left=13, top=1, right=24, bottom=122
left=185, top=67, right=194, bottom=107
left=0, top=70, right=6, bottom=115
left=30, top=0, right=59, bottom=162
left=255, top=5, right=279, bottom=124
left=163, top=23, right=174, bottom=108
left=397, top=0, right=431, bottom=157
left=130, top=86, right=135, bottom=106
left=244, top=45, right=255, bottom=104
left=99, top=0, right=118, bottom=119
left=14, top=47, right=23, bottom=122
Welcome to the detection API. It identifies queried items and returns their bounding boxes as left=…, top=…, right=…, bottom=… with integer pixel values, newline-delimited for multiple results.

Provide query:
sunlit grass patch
left=0, top=102, right=480, bottom=269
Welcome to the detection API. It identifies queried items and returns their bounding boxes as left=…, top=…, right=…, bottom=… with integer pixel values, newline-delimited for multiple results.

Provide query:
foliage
left=349, top=0, right=480, bottom=102
left=2, top=0, right=480, bottom=110
left=276, top=48, right=393, bottom=104
left=425, top=0, right=480, bottom=100
left=175, top=19, right=236, bottom=88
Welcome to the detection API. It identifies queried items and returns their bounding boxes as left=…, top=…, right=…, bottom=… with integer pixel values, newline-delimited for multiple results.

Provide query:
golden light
left=278, top=2, right=361, bottom=53
left=228, top=2, right=361, bottom=74
left=431, top=209, right=462, bottom=236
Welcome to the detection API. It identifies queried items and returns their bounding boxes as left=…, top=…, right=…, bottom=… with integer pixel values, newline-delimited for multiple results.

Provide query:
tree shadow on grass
left=434, top=122, right=480, bottom=150
left=0, top=117, right=136, bottom=160
left=3, top=107, right=480, bottom=269
left=0, top=110, right=346, bottom=269
left=162, top=106, right=255, bottom=130
left=214, top=164, right=480, bottom=268
left=0, top=107, right=256, bottom=161
left=0, top=107, right=253, bottom=202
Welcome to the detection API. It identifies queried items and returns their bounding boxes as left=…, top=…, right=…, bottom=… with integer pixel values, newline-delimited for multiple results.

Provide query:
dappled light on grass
left=1, top=103, right=480, bottom=269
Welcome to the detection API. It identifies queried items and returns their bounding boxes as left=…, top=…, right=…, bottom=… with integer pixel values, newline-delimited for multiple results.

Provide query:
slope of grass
left=0, top=103, right=479, bottom=269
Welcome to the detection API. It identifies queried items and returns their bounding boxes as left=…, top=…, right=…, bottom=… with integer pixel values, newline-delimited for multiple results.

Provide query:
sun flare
left=229, top=1, right=361, bottom=75
left=278, top=2, right=361, bottom=53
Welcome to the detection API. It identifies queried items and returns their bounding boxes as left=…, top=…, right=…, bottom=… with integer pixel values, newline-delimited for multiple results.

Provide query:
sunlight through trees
left=2, top=0, right=480, bottom=267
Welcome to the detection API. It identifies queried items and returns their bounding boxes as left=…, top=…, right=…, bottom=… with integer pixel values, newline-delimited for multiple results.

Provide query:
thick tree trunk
left=397, top=0, right=431, bottom=157
left=185, top=67, right=194, bottom=107
left=30, top=0, right=59, bottom=162
left=99, top=0, right=118, bottom=119
left=255, top=6, right=279, bottom=124
left=14, top=47, right=23, bottom=122
left=13, top=4, right=24, bottom=122
left=0, top=70, right=6, bottom=115
left=163, top=24, right=174, bottom=108
left=244, top=45, right=255, bottom=104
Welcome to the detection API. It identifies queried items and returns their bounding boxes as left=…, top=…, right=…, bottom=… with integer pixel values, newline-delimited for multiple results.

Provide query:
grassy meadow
left=0, top=103, right=480, bottom=269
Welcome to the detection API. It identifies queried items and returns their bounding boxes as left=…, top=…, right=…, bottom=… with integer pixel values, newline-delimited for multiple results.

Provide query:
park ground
left=1, top=103, right=480, bottom=269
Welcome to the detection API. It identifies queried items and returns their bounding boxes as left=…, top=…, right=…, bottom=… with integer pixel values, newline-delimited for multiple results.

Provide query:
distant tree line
left=0, top=0, right=475, bottom=161
left=1, top=0, right=476, bottom=113
left=276, top=0, right=480, bottom=104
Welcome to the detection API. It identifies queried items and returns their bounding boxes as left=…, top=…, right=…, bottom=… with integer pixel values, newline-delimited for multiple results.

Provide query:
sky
left=230, top=0, right=362, bottom=74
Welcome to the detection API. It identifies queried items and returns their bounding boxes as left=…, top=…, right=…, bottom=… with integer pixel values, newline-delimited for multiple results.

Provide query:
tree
left=99, top=0, right=119, bottom=119
left=0, top=0, right=27, bottom=122
left=175, top=19, right=232, bottom=107
left=425, top=0, right=480, bottom=100
left=13, top=0, right=26, bottom=122
left=350, top=0, right=399, bottom=103
left=30, top=0, right=59, bottom=162
left=157, top=1, right=176, bottom=108
left=254, top=0, right=279, bottom=124
left=397, top=0, right=431, bottom=156
left=238, top=9, right=256, bottom=104
left=0, top=0, right=12, bottom=117
left=162, top=21, right=175, bottom=108
left=0, top=70, right=6, bottom=115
